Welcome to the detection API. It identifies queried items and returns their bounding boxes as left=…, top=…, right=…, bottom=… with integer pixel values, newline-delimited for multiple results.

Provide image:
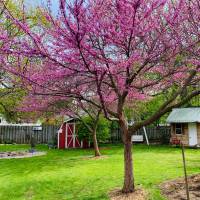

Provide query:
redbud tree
left=1, top=0, right=200, bottom=193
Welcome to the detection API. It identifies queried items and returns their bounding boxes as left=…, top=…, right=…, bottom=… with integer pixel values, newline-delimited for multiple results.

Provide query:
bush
left=77, top=116, right=111, bottom=143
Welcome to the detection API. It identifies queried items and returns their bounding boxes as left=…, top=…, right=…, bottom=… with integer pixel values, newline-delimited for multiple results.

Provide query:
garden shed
left=57, top=118, right=90, bottom=149
left=166, top=108, right=200, bottom=147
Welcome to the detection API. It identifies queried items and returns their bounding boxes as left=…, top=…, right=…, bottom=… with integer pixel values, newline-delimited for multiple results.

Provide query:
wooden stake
left=143, top=126, right=149, bottom=146
left=181, top=142, right=190, bottom=200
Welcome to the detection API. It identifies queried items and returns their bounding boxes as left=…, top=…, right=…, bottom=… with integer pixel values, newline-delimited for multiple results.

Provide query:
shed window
left=175, top=124, right=183, bottom=135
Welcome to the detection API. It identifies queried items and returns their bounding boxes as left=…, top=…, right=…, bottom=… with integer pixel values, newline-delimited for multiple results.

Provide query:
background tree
left=0, top=0, right=41, bottom=123
left=0, top=0, right=25, bottom=122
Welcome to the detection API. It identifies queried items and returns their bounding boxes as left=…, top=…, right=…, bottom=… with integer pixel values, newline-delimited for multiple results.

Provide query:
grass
left=0, top=144, right=200, bottom=200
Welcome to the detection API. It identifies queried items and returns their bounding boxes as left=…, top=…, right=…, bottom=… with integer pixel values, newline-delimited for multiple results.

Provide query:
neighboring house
left=0, top=114, right=41, bottom=126
left=166, top=108, right=200, bottom=147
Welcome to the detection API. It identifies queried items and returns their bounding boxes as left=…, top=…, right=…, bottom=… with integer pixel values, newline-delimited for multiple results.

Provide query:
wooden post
left=181, top=142, right=190, bottom=200
left=143, top=126, right=149, bottom=145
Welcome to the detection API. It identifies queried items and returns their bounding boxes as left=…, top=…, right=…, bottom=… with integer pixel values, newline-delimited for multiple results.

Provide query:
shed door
left=188, top=123, right=198, bottom=146
left=58, top=123, right=66, bottom=149
left=66, top=124, right=74, bottom=148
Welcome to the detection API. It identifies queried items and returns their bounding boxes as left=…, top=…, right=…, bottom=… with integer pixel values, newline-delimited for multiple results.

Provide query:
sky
left=25, top=0, right=59, bottom=13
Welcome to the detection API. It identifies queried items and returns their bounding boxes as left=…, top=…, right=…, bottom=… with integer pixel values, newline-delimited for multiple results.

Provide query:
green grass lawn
left=0, top=144, right=200, bottom=200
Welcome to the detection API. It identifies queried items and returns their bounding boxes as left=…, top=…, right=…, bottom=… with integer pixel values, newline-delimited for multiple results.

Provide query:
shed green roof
left=166, top=108, right=200, bottom=123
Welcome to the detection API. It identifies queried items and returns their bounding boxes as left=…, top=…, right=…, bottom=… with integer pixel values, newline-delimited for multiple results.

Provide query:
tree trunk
left=122, top=133, right=134, bottom=193
left=120, top=118, right=135, bottom=193
left=92, top=129, right=101, bottom=157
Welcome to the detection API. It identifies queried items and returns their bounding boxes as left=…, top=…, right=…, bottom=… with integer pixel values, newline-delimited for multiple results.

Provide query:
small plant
left=3, top=139, right=14, bottom=144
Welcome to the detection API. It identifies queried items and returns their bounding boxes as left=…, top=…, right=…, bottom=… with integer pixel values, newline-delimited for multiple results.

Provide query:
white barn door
left=188, top=123, right=198, bottom=146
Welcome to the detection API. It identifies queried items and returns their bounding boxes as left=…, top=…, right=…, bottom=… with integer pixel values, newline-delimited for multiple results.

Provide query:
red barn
left=57, top=118, right=90, bottom=149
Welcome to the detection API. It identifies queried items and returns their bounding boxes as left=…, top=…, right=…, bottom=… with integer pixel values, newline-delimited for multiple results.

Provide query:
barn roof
left=166, top=108, right=200, bottom=123
left=64, top=118, right=79, bottom=123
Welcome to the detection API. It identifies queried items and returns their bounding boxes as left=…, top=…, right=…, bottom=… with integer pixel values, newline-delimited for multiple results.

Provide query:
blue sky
left=25, top=0, right=59, bottom=13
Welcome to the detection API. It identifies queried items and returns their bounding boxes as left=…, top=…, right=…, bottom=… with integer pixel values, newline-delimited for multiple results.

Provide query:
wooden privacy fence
left=110, top=126, right=171, bottom=143
left=0, top=125, right=59, bottom=144
left=0, top=125, right=171, bottom=144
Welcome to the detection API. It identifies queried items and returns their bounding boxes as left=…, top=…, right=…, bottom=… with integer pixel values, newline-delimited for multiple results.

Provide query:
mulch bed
left=160, top=174, right=200, bottom=200
left=0, top=151, right=46, bottom=159
left=109, top=188, right=147, bottom=200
